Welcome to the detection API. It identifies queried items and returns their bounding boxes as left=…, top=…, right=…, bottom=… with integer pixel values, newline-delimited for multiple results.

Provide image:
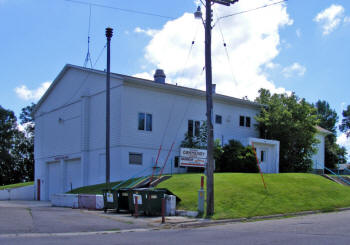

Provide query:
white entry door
left=259, top=148, right=269, bottom=173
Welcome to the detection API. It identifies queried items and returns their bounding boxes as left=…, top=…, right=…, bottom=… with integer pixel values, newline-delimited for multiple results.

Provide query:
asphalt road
left=1, top=201, right=350, bottom=244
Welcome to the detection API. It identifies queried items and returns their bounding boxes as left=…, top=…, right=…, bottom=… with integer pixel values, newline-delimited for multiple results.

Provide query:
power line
left=213, top=0, right=288, bottom=28
left=65, top=0, right=175, bottom=20
left=93, top=43, right=107, bottom=67
left=215, top=13, right=238, bottom=86
left=178, top=21, right=201, bottom=80
left=219, top=0, right=287, bottom=20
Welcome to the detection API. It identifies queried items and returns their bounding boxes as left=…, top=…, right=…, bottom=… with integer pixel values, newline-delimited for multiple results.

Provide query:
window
left=239, top=116, right=245, bottom=126
left=239, top=116, right=251, bottom=127
left=174, top=156, right=179, bottom=168
left=195, top=121, right=200, bottom=137
left=188, top=120, right=200, bottom=137
left=245, top=117, right=251, bottom=128
left=260, top=150, right=265, bottom=162
left=215, top=115, right=222, bottom=124
left=129, top=153, right=142, bottom=165
left=138, top=113, right=152, bottom=131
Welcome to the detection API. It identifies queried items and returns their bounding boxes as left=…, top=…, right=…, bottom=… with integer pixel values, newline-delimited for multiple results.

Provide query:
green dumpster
left=128, top=188, right=170, bottom=216
left=116, top=188, right=132, bottom=212
left=103, top=188, right=133, bottom=213
left=102, top=189, right=118, bottom=213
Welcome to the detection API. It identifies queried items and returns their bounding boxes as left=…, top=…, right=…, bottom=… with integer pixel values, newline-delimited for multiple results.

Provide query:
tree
left=255, top=89, right=319, bottom=172
left=0, top=106, right=20, bottom=185
left=314, top=100, right=347, bottom=168
left=215, top=140, right=258, bottom=173
left=340, top=105, right=350, bottom=138
left=0, top=104, right=35, bottom=185
left=17, top=103, right=36, bottom=182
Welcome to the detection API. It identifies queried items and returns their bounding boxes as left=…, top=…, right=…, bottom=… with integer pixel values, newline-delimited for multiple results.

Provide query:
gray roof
left=33, top=64, right=263, bottom=115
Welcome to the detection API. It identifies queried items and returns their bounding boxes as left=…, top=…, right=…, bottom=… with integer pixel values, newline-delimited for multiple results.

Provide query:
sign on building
left=179, top=148, right=207, bottom=168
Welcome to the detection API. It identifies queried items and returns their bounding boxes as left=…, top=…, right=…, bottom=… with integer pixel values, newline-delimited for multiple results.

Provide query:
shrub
left=216, top=140, right=258, bottom=173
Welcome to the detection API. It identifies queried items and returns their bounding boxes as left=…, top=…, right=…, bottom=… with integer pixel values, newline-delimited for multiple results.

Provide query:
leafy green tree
left=340, top=105, right=350, bottom=138
left=314, top=100, right=347, bottom=168
left=0, top=106, right=20, bottom=185
left=0, top=104, right=35, bottom=185
left=215, top=140, right=258, bottom=173
left=255, top=89, right=319, bottom=172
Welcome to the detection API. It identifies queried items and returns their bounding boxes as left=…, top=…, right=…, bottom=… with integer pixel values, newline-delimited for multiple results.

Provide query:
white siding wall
left=312, top=133, right=326, bottom=169
left=116, top=83, right=260, bottom=178
left=34, top=66, right=262, bottom=200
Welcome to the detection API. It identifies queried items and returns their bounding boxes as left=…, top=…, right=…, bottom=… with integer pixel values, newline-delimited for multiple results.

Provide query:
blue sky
left=0, top=0, right=349, bottom=156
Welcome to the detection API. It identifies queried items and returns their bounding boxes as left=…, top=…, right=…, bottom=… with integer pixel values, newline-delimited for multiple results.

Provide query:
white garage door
left=48, top=161, right=61, bottom=200
left=65, top=158, right=82, bottom=192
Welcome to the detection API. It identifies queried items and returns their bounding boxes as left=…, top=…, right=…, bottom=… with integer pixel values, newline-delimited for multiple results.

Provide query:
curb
left=174, top=207, right=350, bottom=228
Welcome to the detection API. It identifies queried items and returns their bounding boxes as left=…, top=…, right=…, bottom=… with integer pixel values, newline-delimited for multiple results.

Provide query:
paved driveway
left=0, top=200, right=152, bottom=234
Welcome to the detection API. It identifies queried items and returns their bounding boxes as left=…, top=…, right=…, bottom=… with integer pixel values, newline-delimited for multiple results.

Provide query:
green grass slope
left=0, top=182, right=33, bottom=190
left=157, top=173, right=350, bottom=219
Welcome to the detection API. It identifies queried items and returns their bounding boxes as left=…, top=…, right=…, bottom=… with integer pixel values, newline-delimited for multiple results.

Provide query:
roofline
left=33, top=64, right=263, bottom=116
left=315, top=125, right=332, bottom=135
left=121, top=75, right=262, bottom=108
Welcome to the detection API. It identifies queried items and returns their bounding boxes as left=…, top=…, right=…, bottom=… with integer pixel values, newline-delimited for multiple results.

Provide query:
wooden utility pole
left=105, top=27, right=113, bottom=190
left=204, top=0, right=239, bottom=216
left=204, top=0, right=214, bottom=216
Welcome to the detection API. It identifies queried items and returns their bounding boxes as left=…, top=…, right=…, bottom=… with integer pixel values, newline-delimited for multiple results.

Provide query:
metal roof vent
left=154, top=69, right=166, bottom=84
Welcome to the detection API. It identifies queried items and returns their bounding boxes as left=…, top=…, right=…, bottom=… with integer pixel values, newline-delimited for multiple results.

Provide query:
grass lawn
left=157, top=173, right=350, bottom=220
left=0, top=181, right=34, bottom=190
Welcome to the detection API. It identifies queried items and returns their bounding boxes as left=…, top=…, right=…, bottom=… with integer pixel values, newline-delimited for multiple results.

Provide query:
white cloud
left=137, top=0, right=293, bottom=100
left=296, top=28, right=301, bottom=38
left=314, top=4, right=344, bottom=35
left=134, top=27, right=159, bottom=37
left=265, top=62, right=280, bottom=70
left=282, top=62, right=306, bottom=78
left=133, top=72, right=153, bottom=80
left=337, top=132, right=350, bottom=159
left=14, top=81, right=51, bottom=101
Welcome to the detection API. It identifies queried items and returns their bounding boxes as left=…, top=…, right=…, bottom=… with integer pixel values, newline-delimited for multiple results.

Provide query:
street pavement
left=1, top=200, right=350, bottom=244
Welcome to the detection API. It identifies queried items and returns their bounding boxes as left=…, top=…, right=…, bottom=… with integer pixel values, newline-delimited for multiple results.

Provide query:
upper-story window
left=215, top=115, right=222, bottom=124
left=245, top=117, right=251, bottom=128
left=138, top=113, right=152, bottom=131
left=239, top=115, right=251, bottom=128
left=188, top=120, right=200, bottom=137
left=239, top=116, right=245, bottom=126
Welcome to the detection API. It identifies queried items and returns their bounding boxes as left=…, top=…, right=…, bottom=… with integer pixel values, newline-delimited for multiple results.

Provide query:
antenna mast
left=84, top=4, right=93, bottom=68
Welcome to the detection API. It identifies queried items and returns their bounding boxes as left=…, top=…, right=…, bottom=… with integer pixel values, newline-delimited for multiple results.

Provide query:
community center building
left=33, top=64, right=326, bottom=200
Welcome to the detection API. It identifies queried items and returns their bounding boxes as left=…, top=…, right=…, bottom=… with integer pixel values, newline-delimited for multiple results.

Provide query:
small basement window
left=129, top=153, right=143, bottom=165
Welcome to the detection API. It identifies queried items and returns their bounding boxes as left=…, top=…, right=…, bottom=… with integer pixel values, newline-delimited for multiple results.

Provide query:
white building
left=33, top=64, right=323, bottom=200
